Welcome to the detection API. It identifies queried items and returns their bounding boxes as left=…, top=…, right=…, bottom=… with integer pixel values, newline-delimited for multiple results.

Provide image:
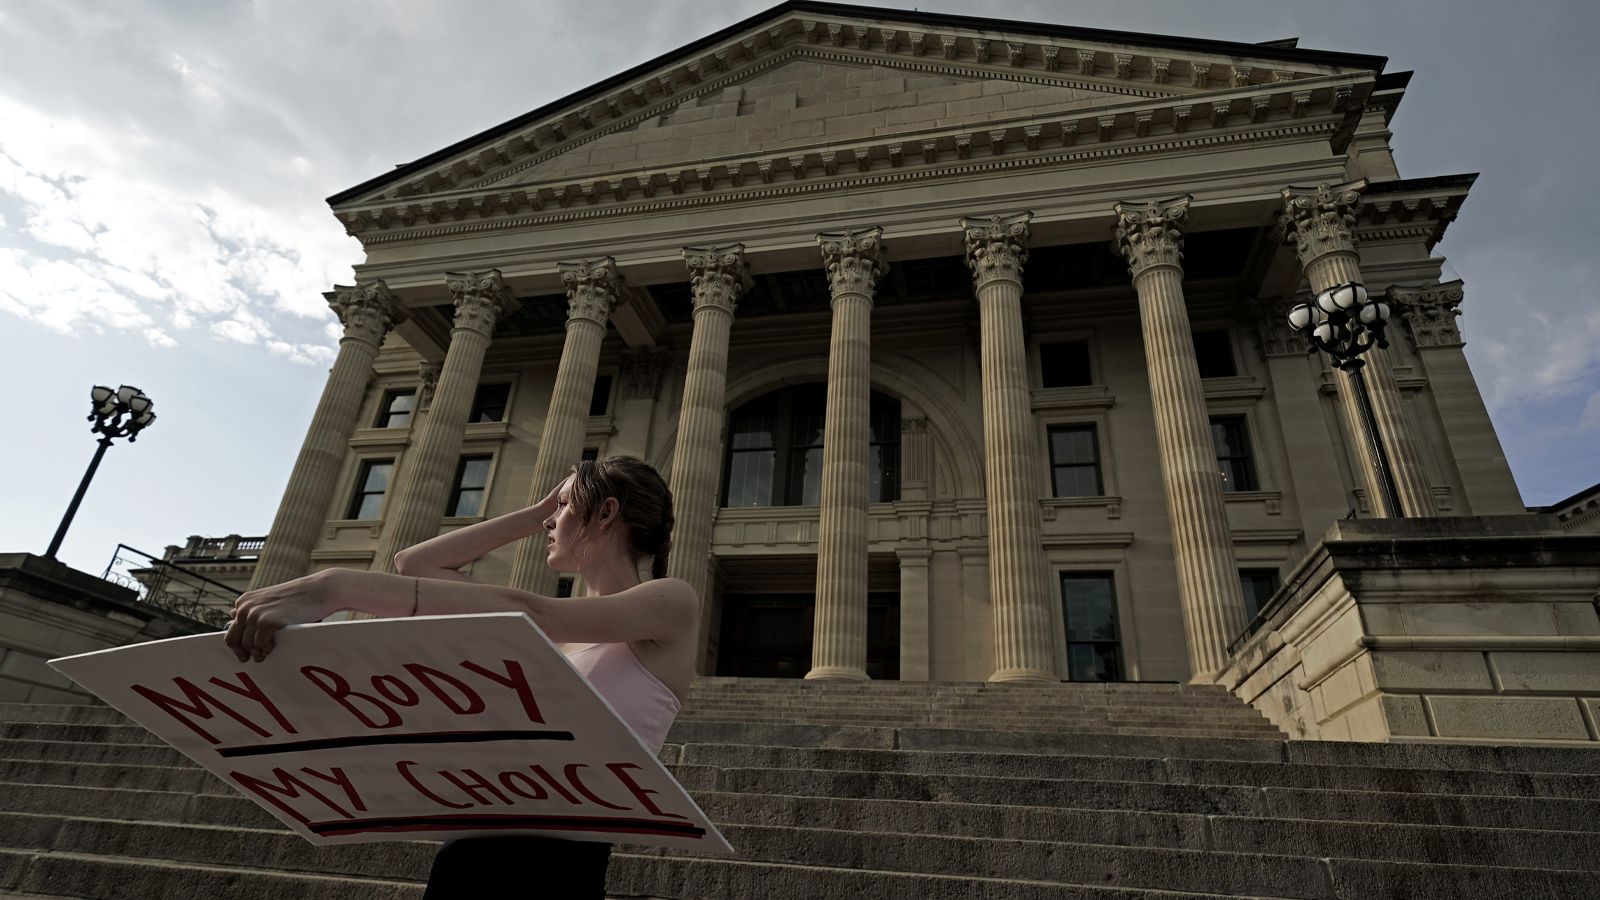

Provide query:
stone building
left=249, top=1, right=1581, bottom=723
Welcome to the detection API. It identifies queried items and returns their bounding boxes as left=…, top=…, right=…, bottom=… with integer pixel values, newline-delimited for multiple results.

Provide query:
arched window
left=722, top=384, right=900, bottom=507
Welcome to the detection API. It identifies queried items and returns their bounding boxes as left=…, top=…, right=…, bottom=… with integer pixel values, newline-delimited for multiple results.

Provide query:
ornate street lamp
left=1286, top=282, right=1403, bottom=517
left=44, top=385, right=157, bottom=559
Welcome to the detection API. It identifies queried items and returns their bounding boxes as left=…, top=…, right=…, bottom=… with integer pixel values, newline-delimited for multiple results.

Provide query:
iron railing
left=102, top=544, right=237, bottom=630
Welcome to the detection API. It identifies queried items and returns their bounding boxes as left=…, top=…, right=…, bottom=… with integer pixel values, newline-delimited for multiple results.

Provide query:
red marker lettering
left=605, top=763, right=687, bottom=819
left=460, top=659, right=544, bottom=724
left=403, top=663, right=486, bottom=716
left=397, top=760, right=471, bottom=810
left=301, top=665, right=400, bottom=729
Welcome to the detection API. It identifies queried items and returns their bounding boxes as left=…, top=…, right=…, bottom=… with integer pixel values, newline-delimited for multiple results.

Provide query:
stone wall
left=1222, top=518, right=1600, bottom=744
left=0, top=554, right=218, bottom=704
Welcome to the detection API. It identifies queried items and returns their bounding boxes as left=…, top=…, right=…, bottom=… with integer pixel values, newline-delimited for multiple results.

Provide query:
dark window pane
left=347, top=460, right=394, bottom=519
left=1210, top=417, right=1258, bottom=492
left=1239, top=569, right=1280, bottom=622
left=589, top=374, right=613, bottom=416
left=725, top=450, right=776, bottom=507
left=786, top=447, right=824, bottom=506
left=377, top=391, right=415, bottom=428
left=1048, top=425, right=1102, bottom=497
left=556, top=577, right=574, bottom=598
left=1062, top=574, right=1122, bottom=682
left=448, top=456, right=492, bottom=517
left=580, top=447, right=599, bottom=462
left=1194, top=329, right=1236, bottom=378
left=1040, top=341, right=1093, bottom=388
left=1052, top=466, right=1100, bottom=498
left=1050, top=427, right=1096, bottom=465
left=470, top=383, right=510, bottom=423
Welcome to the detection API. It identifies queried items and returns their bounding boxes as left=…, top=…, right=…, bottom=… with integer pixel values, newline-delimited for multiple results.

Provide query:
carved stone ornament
left=557, top=257, right=623, bottom=326
left=683, top=243, right=753, bottom=315
left=816, top=226, right=889, bottom=300
left=901, top=416, right=929, bottom=433
left=1246, top=296, right=1304, bottom=358
left=1279, top=180, right=1368, bottom=267
left=961, top=211, right=1033, bottom=288
left=1389, top=282, right=1466, bottom=348
left=618, top=347, right=673, bottom=401
left=417, top=361, right=441, bottom=410
left=441, top=270, right=515, bottom=339
left=326, top=280, right=405, bottom=348
left=1111, top=195, right=1191, bottom=279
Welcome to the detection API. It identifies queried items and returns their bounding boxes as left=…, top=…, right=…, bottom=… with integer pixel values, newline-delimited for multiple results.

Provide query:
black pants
left=422, top=835, right=612, bottom=899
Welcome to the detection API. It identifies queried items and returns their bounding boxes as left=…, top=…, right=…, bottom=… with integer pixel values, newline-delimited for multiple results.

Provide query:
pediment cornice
left=1353, top=174, right=1476, bottom=250
left=335, top=73, right=1372, bottom=246
left=330, top=4, right=1384, bottom=211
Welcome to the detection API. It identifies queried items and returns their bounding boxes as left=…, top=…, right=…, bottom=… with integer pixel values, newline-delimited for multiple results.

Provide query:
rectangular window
left=1239, top=569, right=1281, bottom=623
left=376, top=390, right=415, bottom=428
left=1040, top=340, right=1093, bottom=388
left=469, top=383, right=510, bottom=423
left=447, top=456, right=493, bottom=517
left=1194, top=329, right=1237, bottom=378
left=580, top=447, right=599, bottom=462
left=868, top=403, right=900, bottom=503
left=724, top=397, right=777, bottom=507
left=1210, top=416, right=1258, bottom=492
left=347, top=459, right=394, bottom=519
left=1048, top=424, right=1103, bottom=497
left=556, top=577, right=574, bottom=598
left=1061, top=573, right=1122, bottom=682
left=589, top=374, right=614, bottom=417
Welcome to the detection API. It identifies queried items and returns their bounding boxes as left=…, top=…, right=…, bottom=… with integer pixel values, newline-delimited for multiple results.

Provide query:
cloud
left=1581, top=393, right=1600, bottom=433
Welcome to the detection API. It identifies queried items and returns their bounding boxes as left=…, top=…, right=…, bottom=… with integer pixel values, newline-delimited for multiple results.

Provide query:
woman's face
left=544, top=475, right=586, bottom=570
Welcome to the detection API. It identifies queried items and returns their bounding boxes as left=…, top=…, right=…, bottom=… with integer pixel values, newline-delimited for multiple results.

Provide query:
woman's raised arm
left=391, top=483, right=561, bottom=580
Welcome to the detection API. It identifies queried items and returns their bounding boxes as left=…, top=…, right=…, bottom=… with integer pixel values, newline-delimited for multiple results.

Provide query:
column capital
left=444, top=269, right=516, bottom=337
left=558, top=257, right=623, bottom=327
left=1390, top=281, right=1465, bottom=349
left=683, top=243, right=753, bottom=315
left=1279, top=179, right=1368, bottom=268
left=961, top=211, right=1032, bottom=288
left=1246, top=296, right=1306, bottom=358
left=817, top=226, right=888, bottom=300
left=1112, top=195, right=1191, bottom=279
left=325, top=280, right=405, bottom=348
left=619, top=346, right=673, bottom=402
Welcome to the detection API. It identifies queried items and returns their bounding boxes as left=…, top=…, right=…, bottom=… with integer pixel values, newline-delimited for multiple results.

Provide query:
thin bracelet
left=411, top=576, right=420, bottom=617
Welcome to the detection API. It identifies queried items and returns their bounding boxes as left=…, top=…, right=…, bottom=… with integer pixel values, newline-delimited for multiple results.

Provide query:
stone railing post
left=963, top=212, right=1058, bottom=684
left=250, top=281, right=404, bottom=589
left=1114, top=196, right=1247, bottom=678
left=371, top=271, right=515, bottom=573
left=807, top=227, right=888, bottom=682
left=509, top=258, right=622, bottom=596
left=1281, top=181, right=1435, bottom=517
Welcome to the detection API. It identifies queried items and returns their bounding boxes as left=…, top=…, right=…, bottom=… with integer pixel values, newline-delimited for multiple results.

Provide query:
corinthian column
left=1114, top=197, right=1247, bottom=678
left=250, top=282, right=404, bottom=589
left=807, top=227, right=887, bottom=682
left=509, top=258, right=622, bottom=596
left=1281, top=181, right=1435, bottom=517
left=668, top=246, right=751, bottom=617
left=372, top=271, right=515, bottom=572
left=963, top=212, right=1057, bottom=684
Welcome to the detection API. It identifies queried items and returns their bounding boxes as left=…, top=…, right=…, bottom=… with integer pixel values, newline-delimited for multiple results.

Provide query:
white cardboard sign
left=49, top=612, right=732, bottom=853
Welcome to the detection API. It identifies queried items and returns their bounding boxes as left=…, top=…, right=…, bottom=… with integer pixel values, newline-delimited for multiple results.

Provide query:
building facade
left=253, top=2, right=1525, bottom=687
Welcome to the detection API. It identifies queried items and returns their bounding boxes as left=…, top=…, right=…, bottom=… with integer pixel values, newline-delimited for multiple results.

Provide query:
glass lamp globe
left=1315, top=287, right=1341, bottom=314
left=1331, top=283, right=1359, bottom=309
left=1287, top=304, right=1313, bottom=331
left=1360, top=301, right=1391, bottom=325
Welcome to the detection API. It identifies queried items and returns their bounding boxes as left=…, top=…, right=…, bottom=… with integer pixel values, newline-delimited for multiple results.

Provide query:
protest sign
left=49, top=612, right=732, bottom=853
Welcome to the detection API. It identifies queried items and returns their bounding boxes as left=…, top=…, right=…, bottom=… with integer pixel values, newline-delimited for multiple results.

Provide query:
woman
left=225, top=455, right=696, bottom=899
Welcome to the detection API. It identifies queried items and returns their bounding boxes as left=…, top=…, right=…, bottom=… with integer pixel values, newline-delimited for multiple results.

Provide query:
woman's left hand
left=225, top=569, right=346, bottom=663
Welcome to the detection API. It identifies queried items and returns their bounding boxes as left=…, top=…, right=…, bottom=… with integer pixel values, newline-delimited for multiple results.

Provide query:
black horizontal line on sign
left=215, top=729, right=576, bottom=757
left=309, top=813, right=706, bottom=838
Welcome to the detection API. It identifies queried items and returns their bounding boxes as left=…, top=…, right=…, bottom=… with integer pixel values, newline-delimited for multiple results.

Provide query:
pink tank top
left=564, top=642, right=681, bottom=754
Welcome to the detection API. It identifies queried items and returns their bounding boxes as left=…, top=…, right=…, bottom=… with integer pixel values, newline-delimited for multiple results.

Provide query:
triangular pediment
left=490, top=53, right=1152, bottom=187
left=330, top=3, right=1388, bottom=211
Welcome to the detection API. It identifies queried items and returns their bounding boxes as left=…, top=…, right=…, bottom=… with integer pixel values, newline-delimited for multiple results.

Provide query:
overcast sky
left=3, top=0, right=1597, bottom=576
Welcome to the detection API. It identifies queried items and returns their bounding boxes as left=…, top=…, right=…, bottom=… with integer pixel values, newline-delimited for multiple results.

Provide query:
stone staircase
left=2, top=680, right=1598, bottom=898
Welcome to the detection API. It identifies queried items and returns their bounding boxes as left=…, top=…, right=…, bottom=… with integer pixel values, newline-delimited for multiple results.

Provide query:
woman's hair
left=565, top=455, right=676, bottom=579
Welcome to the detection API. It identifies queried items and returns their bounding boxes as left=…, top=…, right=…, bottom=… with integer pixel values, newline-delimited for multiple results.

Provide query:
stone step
left=674, top=713, right=1281, bottom=738
left=0, top=848, right=419, bottom=900
left=2, top=811, right=1593, bottom=900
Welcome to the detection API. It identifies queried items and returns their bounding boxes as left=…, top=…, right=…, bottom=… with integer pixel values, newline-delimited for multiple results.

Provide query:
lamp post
left=44, top=385, right=157, bottom=560
left=1286, top=282, right=1404, bottom=517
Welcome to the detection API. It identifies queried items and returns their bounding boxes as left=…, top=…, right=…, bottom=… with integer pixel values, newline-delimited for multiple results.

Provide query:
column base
left=1188, top=668, right=1226, bottom=685
left=988, top=668, right=1058, bottom=684
left=804, top=666, right=870, bottom=682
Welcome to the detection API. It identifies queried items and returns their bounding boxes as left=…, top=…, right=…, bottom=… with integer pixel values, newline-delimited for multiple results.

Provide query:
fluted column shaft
left=371, top=272, right=514, bottom=573
left=250, top=283, right=404, bottom=589
left=1283, top=182, right=1435, bottom=517
left=509, top=258, right=622, bottom=596
left=963, top=213, right=1057, bottom=684
left=807, top=228, right=887, bottom=682
left=669, top=246, right=751, bottom=615
left=1114, top=197, right=1246, bottom=678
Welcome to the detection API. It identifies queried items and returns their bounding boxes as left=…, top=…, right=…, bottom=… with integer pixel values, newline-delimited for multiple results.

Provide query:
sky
left=2, top=0, right=1597, bottom=576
